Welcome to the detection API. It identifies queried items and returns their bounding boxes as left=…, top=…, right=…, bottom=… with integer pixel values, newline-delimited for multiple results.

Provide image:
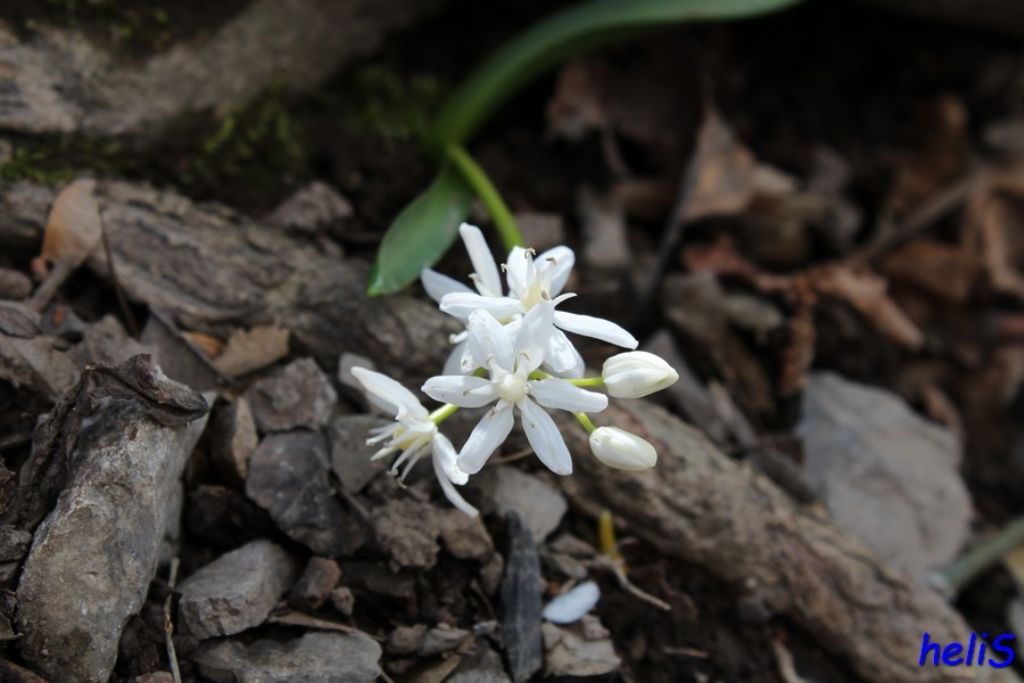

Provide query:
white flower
left=601, top=351, right=679, bottom=399
left=543, top=581, right=601, bottom=624
left=350, top=367, right=478, bottom=517
left=588, top=427, right=657, bottom=471
left=422, top=223, right=638, bottom=377
left=421, top=303, right=608, bottom=476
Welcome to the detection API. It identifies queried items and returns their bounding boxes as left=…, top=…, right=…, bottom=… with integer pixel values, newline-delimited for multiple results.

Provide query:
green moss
left=0, top=139, right=130, bottom=185
left=348, top=65, right=441, bottom=143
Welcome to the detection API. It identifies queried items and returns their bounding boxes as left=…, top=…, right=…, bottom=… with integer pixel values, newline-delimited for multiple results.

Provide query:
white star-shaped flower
left=351, top=367, right=478, bottom=517
left=421, top=302, right=608, bottom=476
left=421, top=223, right=638, bottom=378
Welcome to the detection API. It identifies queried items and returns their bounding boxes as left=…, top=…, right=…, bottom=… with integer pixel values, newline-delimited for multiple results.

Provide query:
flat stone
left=178, top=539, right=299, bottom=639
left=420, top=623, right=472, bottom=656
left=448, top=642, right=512, bottom=683
left=328, top=414, right=390, bottom=493
left=330, top=585, right=355, bottom=616
left=488, top=467, right=566, bottom=542
left=387, top=624, right=428, bottom=655
left=797, top=372, right=971, bottom=577
left=439, top=508, right=493, bottom=560
left=244, top=358, right=338, bottom=433
left=193, top=631, right=381, bottom=683
left=246, top=431, right=364, bottom=557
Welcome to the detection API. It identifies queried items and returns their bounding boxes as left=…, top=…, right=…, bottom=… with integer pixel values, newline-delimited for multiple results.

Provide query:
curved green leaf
left=366, top=165, right=472, bottom=296
left=428, top=0, right=803, bottom=150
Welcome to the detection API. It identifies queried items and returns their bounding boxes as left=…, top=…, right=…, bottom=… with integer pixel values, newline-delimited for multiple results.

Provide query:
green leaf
left=428, top=0, right=803, bottom=150
left=366, top=165, right=473, bottom=296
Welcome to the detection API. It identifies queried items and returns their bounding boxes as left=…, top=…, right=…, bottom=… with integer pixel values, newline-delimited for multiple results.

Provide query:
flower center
left=495, top=373, right=528, bottom=403
left=521, top=279, right=548, bottom=311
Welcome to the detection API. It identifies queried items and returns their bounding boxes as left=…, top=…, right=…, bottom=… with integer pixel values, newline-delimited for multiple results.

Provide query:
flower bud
left=588, top=426, right=657, bottom=471
left=601, top=351, right=678, bottom=399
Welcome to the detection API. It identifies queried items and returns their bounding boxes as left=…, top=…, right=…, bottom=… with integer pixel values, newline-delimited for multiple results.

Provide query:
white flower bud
left=601, top=351, right=678, bottom=399
left=588, top=426, right=657, bottom=471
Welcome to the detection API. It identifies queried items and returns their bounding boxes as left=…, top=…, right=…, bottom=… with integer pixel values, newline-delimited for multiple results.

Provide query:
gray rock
left=16, top=359, right=208, bottom=683
left=420, top=623, right=472, bottom=656
left=328, top=414, right=390, bottom=493
left=330, top=585, right=355, bottom=616
left=439, top=508, right=493, bottom=560
left=193, top=631, right=381, bottom=683
left=69, top=315, right=153, bottom=367
left=269, top=181, right=353, bottom=234
left=797, top=372, right=972, bottom=577
left=246, top=431, right=364, bottom=557
left=178, top=539, right=299, bottom=639
left=209, top=397, right=259, bottom=484
left=0, top=267, right=31, bottom=300
left=488, top=466, right=566, bottom=542
left=245, top=358, right=338, bottom=432
left=448, top=642, right=512, bottom=683
left=387, top=624, right=428, bottom=655
left=501, top=512, right=543, bottom=683
left=542, top=620, right=621, bottom=677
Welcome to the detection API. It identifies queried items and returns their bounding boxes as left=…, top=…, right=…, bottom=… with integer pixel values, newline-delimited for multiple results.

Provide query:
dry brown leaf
left=212, top=325, right=290, bottom=378
left=880, top=239, right=981, bottom=304
left=813, top=264, right=925, bottom=350
left=32, top=179, right=102, bottom=277
left=962, top=170, right=1024, bottom=300
left=683, top=110, right=759, bottom=222
left=181, top=331, right=225, bottom=359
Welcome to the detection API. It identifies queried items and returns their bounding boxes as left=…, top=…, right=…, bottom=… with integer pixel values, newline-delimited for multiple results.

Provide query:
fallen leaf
left=181, top=331, right=225, bottom=359
left=812, top=264, right=925, bottom=349
left=213, top=325, right=291, bottom=378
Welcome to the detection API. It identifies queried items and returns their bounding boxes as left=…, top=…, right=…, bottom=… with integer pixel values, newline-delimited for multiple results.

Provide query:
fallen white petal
left=422, top=375, right=498, bottom=408
left=519, top=399, right=572, bottom=475
left=421, top=268, right=472, bottom=303
left=553, top=311, right=638, bottom=349
left=530, top=378, right=608, bottom=413
left=460, top=223, right=504, bottom=297
left=458, top=404, right=515, bottom=474
left=543, top=581, right=600, bottom=623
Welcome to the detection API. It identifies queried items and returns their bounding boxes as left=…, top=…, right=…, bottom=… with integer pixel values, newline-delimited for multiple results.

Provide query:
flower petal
left=530, top=378, right=608, bottom=413
left=537, top=245, right=575, bottom=296
left=519, top=399, right=572, bottom=475
left=351, top=367, right=426, bottom=418
left=515, top=301, right=555, bottom=372
left=505, top=246, right=532, bottom=298
left=443, top=339, right=471, bottom=375
left=544, top=329, right=585, bottom=378
left=422, top=375, right=497, bottom=408
left=440, top=292, right=523, bottom=322
left=553, top=310, right=638, bottom=349
left=421, top=268, right=472, bottom=303
left=457, top=404, right=515, bottom=474
left=460, top=223, right=503, bottom=297
left=467, top=309, right=515, bottom=370
left=432, top=435, right=478, bottom=517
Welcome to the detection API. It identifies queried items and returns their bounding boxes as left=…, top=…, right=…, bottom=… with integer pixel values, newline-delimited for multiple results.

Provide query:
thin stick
left=164, top=558, right=182, bottom=683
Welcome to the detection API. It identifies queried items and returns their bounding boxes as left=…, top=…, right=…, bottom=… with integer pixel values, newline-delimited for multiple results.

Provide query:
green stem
left=575, top=411, right=597, bottom=433
left=428, top=0, right=803, bottom=150
left=429, top=403, right=460, bottom=425
left=445, top=145, right=526, bottom=251
left=934, top=515, right=1024, bottom=598
left=569, top=377, right=605, bottom=387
